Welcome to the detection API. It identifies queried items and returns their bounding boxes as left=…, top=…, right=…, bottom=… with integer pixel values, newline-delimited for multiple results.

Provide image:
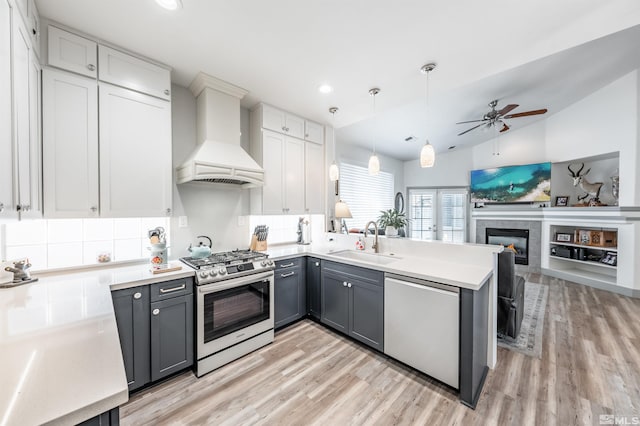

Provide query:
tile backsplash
left=2, top=217, right=170, bottom=271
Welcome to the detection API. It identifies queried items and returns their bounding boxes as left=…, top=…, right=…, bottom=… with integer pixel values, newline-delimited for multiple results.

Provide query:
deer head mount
left=568, top=163, right=603, bottom=201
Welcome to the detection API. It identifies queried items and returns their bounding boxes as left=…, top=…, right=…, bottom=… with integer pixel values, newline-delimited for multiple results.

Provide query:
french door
left=408, top=188, right=468, bottom=243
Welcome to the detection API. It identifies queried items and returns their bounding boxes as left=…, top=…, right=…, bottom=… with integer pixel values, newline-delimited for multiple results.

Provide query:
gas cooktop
left=180, top=249, right=273, bottom=285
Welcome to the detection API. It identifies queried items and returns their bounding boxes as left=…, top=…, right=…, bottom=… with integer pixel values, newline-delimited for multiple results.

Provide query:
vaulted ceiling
left=36, top=0, right=640, bottom=160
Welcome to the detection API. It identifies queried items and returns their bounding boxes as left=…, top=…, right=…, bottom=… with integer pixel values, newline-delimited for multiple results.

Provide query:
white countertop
left=0, top=262, right=195, bottom=425
left=266, top=240, right=500, bottom=291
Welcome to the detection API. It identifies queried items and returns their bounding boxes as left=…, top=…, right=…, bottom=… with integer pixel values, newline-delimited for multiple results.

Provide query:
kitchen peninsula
left=0, top=235, right=500, bottom=423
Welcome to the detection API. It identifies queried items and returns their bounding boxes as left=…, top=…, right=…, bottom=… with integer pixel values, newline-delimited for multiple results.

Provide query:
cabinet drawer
left=275, top=257, right=302, bottom=271
left=150, top=277, right=193, bottom=302
left=98, top=45, right=171, bottom=100
left=48, top=26, right=97, bottom=78
left=322, top=261, right=383, bottom=285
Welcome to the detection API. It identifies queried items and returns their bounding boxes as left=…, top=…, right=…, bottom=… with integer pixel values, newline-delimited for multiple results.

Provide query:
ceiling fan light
left=329, top=162, right=340, bottom=181
left=368, top=154, right=380, bottom=175
left=420, top=142, right=435, bottom=168
left=155, top=0, right=182, bottom=10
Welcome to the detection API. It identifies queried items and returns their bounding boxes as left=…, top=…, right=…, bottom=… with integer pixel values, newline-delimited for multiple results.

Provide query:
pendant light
left=368, top=88, right=381, bottom=175
left=419, top=63, right=436, bottom=168
left=328, top=107, right=340, bottom=181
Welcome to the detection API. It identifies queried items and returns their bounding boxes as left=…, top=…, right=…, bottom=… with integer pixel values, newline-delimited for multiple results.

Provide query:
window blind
left=339, top=163, right=394, bottom=230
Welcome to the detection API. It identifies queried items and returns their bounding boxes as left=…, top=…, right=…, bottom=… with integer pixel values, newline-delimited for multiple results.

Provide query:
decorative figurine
left=568, top=163, right=604, bottom=206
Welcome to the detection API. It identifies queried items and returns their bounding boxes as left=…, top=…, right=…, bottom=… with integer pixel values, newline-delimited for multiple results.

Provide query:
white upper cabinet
left=98, top=45, right=171, bottom=100
left=259, top=104, right=305, bottom=139
left=48, top=26, right=97, bottom=78
left=283, top=137, right=306, bottom=214
left=304, top=120, right=324, bottom=145
left=99, top=83, right=172, bottom=218
left=0, top=0, right=15, bottom=218
left=42, top=68, right=99, bottom=218
left=13, top=12, right=41, bottom=218
left=304, top=141, right=324, bottom=214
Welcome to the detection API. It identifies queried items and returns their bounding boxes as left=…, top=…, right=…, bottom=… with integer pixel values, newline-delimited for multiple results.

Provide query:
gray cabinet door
left=150, top=294, right=194, bottom=382
left=306, top=257, right=321, bottom=319
left=321, top=271, right=349, bottom=332
left=349, top=278, right=384, bottom=351
left=274, top=266, right=304, bottom=328
left=111, top=286, right=150, bottom=391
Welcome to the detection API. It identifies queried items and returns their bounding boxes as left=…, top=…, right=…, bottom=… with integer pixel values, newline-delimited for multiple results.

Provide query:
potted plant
left=377, top=209, right=408, bottom=237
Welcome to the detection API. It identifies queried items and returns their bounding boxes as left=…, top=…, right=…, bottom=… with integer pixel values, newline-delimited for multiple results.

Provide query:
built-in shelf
left=549, top=254, right=617, bottom=269
left=544, top=264, right=617, bottom=286
left=550, top=241, right=618, bottom=252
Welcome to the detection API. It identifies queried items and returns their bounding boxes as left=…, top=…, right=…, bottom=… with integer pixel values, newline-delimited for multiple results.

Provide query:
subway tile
left=48, top=219, right=84, bottom=243
left=113, top=218, right=141, bottom=239
left=5, top=220, right=47, bottom=246
left=114, top=238, right=142, bottom=261
left=83, top=241, right=114, bottom=264
left=4, top=245, right=47, bottom=270
left=83, top=218, right=114, bottom=241
left=48, top=242, right=83, bottom=268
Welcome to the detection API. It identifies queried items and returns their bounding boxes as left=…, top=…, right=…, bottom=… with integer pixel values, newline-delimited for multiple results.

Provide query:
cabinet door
left=99, top=83, right=172, bottom=217
left=349, top=279, right=384, bottom=351
left=306, top=257, right=321, bottom=320
left=321, top=271, right=349, bottom=332
left=27, top=0, right=39, bottom=57
left=274, top=267, right=304, bottom=328
left=111, top=286, right=151, bottom=391
left=284, top=137, right=305, bottom=214
left=305, top=121, right=324, bottom=144
left=261, top=130, right=285, bottom=214
left=0, top=0, right=15, bottom=218
left=42, top=68, right=99, bottom=217
left=261, top=104, right=286, bottom=134
left=284, top=114, right=305, bottom=139
left=22, top=49, right=42, bottom=218
left=150, top=295, right=193, bottom=381
left=98, top=45, right=171, bottom=100
left=47, top=26, right=97, bottom=78
left=304, top=141, right=324, bottom=214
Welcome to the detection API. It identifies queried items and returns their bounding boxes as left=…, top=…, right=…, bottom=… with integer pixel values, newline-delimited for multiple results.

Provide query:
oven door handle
left=198, top=270, right=274, bottom=294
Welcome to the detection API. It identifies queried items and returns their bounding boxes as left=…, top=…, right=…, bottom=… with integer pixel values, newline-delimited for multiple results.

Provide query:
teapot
left=188, top=235, right=212, bottom=258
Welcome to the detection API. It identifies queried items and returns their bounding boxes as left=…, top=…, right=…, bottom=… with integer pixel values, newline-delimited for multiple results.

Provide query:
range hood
left=176, top=72, right=264, bottom=187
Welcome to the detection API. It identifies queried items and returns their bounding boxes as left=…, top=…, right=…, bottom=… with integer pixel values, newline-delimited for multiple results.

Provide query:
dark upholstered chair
left=497, top=250, right=525, bottom=339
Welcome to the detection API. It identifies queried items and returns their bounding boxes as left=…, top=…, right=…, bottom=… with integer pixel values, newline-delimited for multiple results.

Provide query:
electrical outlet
left=178, top=216, right=188, bottom=228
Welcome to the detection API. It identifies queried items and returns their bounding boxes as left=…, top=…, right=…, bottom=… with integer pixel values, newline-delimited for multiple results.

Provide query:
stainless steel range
left=180, top=250, right=275, bottom=377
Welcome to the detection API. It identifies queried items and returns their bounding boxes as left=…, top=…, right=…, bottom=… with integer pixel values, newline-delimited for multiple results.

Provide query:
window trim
left=406, top=186, right=469, bottom=242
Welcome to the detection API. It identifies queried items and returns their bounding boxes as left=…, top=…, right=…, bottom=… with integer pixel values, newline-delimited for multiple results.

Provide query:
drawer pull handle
left=279, top=262, right=295, bottom=268
left=133, top=292, right=142, bottom=300
left=87, top=64, right=96, bottom=71
left=280, top=272, right=295, bottom=278
left=164, top=89, right=170, bottom=96
left=343, top=281, right=347, bottom=287
left=347, top=283, right=352, bottom=288
left=315, top=262, right=319, bottom=267
left=152, top=308, right=160, bottom=315
left=159, top=284, right=186, bottom=293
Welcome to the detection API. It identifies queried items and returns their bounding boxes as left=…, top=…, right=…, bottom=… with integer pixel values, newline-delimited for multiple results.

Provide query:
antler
left=568, top=163, right=585, bottom=177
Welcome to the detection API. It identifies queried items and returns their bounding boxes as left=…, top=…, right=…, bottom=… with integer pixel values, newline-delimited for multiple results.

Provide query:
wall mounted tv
left=470, top=162, right=551, bottom=204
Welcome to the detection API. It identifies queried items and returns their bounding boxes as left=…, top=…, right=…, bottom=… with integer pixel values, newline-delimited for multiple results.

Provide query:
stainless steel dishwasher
left=384, top=274, right=460, bottom=388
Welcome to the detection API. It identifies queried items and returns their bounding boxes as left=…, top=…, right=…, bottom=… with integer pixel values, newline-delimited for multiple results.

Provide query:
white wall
left=337, top=142, right=404, bottom=192
left=169, top=84, right=250, bottom=257
left=403, top=70, right=640, bottom=206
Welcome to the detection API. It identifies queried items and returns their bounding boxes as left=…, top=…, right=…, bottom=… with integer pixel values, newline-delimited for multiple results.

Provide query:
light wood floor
left=120, top=274, right=640, bottom=425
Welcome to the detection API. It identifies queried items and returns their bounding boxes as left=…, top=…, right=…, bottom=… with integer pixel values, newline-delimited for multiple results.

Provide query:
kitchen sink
left=328, top=250, right=401, bottom=265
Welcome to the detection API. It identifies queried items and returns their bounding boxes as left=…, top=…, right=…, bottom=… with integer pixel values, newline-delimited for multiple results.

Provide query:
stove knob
left=267, top=260, right=274, bottom=266
left=261, top=260, right=267, bottom=267
left=218, top=268, right=227, bottom=275
left=209, top=269, right=218, bottom=277
left=237, top=264, right=244, bottom=271
left=199, top=271, right=208, bottom=279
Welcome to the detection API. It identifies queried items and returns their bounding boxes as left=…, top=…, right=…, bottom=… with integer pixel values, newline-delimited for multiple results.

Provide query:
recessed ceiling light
left=318, top=84, right=333, bottom=94
left=155, top=0, right=182, bottom=10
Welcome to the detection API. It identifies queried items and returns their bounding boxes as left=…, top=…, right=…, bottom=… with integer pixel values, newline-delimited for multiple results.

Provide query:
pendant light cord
left=372, top=92, right=377, bottom=154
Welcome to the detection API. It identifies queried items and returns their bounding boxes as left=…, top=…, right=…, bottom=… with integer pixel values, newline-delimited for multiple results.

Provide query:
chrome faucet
left=364, top=221, right=379, bottom=253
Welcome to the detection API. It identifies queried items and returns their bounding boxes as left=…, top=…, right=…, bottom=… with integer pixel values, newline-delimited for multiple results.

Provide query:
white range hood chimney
left=176, top=72, right=264, bottom=187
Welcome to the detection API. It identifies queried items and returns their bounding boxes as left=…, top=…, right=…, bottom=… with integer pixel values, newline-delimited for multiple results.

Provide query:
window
left=408, top=188, right=468, bottom=243
left=339, top=163, right=394, bottom=230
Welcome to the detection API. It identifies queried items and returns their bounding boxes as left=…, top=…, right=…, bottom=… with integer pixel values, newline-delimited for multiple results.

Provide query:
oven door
left=197, top=270, right=274, bottom=359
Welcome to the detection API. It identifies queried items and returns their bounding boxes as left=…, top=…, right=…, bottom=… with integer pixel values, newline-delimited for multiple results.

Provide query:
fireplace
left=486, top=228, right=529, bottom=265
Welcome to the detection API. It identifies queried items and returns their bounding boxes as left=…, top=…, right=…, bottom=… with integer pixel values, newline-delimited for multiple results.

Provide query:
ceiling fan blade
left=499, top=123, right=510, bottom=133
left=503, top=108, right=548, bottom=119
left=457, top=122, right=486, bottom=136
left=497, top=104, right=518, bottom=116
left=455, top=119, right=488, bottom=124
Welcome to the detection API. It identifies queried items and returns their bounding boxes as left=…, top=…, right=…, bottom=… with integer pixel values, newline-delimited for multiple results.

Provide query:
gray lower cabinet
left=321, top=261, right=384, bottom=351
left=111, top=277, right=194, bottom=392
left=111, top=287, right=150, bottom=392
left=274, top=258, right=305, bottom=328
left=77, top=408, right=119, bottom=426
left=306, top=257, right=321, bottom=320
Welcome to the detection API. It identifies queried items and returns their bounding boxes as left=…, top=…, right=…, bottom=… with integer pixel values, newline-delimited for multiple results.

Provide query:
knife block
left=250, top=235, right=268, bottom=251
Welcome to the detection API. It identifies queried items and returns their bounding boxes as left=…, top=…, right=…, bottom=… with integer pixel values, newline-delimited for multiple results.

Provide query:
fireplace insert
left=486, top=228, right=529, bottom=265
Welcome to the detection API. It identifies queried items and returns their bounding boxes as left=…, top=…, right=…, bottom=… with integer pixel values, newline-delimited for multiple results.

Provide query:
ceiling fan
left=456, top=100, right=548, bottom=136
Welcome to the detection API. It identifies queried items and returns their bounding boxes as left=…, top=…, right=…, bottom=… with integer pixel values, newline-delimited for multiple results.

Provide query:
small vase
left=385, top=226, right=398, bottom=237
